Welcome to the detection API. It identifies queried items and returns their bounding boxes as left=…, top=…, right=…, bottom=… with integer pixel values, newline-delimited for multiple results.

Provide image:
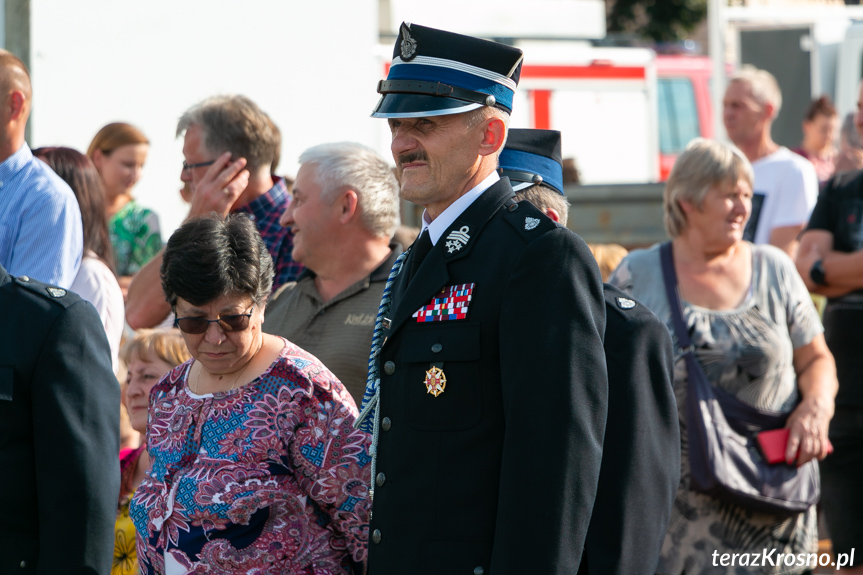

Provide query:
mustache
left=398, top=151, right=429, bottom=166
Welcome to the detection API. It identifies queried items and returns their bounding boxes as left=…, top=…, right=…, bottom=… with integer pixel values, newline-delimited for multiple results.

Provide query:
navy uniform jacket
left=0, top=265, right=120, bottom=574
left=368, top=179, right=609, bottom=575
left=578, top=284, right=679, bottom=575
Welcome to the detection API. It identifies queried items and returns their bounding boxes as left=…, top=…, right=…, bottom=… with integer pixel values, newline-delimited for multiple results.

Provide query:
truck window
left=658, top=78, right=700, bottom=155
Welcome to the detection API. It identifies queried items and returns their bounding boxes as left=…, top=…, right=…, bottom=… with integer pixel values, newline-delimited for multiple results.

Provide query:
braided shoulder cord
left=354, top=249, right=409, bottom=504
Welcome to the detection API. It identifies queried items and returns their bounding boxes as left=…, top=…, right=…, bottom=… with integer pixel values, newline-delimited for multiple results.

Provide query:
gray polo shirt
left=263, top=244, right=401, bottom=405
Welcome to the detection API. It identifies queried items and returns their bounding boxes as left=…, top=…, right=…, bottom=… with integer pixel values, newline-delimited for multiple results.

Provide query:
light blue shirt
left=0, top=143, right=82, bottom=287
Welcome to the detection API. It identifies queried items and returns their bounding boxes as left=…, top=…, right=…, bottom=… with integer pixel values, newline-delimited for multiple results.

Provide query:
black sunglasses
left=174, top=306, right=254, bottom=334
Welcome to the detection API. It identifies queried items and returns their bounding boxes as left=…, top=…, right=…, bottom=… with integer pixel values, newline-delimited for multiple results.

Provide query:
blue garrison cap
left=499, top=129, right=564, bottom=195
left=372, top=22, right=524, bottom=118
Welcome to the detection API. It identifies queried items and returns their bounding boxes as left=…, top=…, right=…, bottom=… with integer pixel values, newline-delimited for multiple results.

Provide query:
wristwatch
left=810, top=259, right=827, bottom=286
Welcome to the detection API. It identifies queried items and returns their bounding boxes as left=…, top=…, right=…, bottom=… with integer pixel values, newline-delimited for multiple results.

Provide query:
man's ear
left=8, top=91, right=26, bottom=122
left=544, top=207, right=561, bottom=223
left=478, top=116, right=507, bottom=158
left=338, top=188, right=359, bottom=224
left=763, top=101, right=776, bottom=122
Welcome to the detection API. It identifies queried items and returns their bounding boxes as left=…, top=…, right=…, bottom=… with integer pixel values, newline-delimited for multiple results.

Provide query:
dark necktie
left=408, top=229, right=433, bottom=281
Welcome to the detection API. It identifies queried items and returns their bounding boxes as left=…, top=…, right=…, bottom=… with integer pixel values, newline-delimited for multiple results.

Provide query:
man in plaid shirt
left=126, top=95, right=302, bottom=329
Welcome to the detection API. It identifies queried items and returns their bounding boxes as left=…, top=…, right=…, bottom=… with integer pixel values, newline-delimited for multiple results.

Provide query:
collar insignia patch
left=445, top=225, right=471, bottom=254
left=400, top=23, right=418, bottom=61
left=524, top=217, right=540, bottom=230
left=616, top=296, right=637, bottom=310
left=46, top=287, right=66, bottom=298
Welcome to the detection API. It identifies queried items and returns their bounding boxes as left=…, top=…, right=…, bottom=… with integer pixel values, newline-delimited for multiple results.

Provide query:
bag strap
left=659, top=241, right=693, bottom=353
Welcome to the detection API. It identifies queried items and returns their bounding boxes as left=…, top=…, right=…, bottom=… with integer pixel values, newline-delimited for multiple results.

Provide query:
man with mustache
left=356, top=23, right=608, bottom=575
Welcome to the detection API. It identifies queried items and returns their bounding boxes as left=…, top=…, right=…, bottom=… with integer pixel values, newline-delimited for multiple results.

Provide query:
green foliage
left=608, top=0, right=708, bottom=43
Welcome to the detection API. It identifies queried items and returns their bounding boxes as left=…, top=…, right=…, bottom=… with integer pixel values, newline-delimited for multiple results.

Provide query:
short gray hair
left=664, top=138, right=753, bottom=238
left=730, top=65, right=783, bottom=119
left=177, top=95, right=280, bottom=174
left=515, top=185, right=571, bottom=226
left=299, top=142, right=400, bottom=238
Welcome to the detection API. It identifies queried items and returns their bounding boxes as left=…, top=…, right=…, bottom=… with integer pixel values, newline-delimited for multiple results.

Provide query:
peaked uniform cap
left=499, top=129, right=565, bottom=195
left=372, top=22, right=524, bottom=118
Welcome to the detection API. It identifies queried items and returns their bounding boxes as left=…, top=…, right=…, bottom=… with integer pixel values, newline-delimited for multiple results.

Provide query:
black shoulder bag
left=659, top=241, right=819, bottom=516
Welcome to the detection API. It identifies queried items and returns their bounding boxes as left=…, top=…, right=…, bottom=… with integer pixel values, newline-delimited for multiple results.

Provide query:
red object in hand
left=757, top=428, right=835, bottom=465
left=758, top=428, right=791, bottom=465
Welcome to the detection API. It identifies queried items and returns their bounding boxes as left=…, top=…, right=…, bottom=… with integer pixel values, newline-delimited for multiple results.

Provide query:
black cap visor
left=371, top=93, right=482, bottom=118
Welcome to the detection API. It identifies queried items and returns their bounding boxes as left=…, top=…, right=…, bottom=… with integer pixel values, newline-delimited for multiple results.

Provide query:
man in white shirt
left=723, top=65, right=818, bottom=257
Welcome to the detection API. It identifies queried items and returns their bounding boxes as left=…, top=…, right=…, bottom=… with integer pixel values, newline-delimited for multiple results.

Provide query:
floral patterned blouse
left=129, top=339, right=371, bottom=574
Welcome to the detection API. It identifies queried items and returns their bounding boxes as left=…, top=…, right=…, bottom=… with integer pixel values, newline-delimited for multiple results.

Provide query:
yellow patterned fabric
left=113, top=495, right=138, bottom=575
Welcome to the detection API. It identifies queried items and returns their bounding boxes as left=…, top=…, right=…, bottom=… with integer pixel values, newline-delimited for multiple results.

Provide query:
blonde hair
left=730, top=65, right=782, bottom=119
left=120, top=329, right=189, bottom=368
left=664, top=138, right=753, bottom=238
left=587, top=243, right=629, bottom=282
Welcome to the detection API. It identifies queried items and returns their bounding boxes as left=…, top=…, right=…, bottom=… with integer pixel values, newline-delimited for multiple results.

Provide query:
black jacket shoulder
left=499, top=198, right=559, bottom=242
left=9, top=274, right=86, bottom=311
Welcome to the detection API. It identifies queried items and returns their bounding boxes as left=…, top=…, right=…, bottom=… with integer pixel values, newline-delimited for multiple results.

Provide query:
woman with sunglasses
left=129, top=214, right=371, bottom=575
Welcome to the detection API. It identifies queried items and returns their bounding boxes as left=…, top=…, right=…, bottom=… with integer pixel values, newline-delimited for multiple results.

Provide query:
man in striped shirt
left=0, top=50, right=82, bottom=288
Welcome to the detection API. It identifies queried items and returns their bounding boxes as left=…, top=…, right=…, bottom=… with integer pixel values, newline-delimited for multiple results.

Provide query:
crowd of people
left=1, top=17, right=862, bottom=575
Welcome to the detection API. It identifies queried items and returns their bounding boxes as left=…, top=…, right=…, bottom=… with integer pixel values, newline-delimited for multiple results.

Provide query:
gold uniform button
left=381, top=417, right=392, bottom=431
left=383, top=361, right=396, bottom=375
left=376, top=472, right=386, bottom=486
left=431, top=343, right=442, bottom=353
left=474, top=567, right=485, bottom=575
left=372, top=529, right=382, bottom=544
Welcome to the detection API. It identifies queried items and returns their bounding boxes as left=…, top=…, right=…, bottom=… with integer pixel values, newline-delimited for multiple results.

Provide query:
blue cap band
left=499, top=149, right=564, bottom=195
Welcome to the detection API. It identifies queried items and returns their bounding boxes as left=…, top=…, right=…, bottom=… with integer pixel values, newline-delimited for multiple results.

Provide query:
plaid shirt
left=235, top=176, right=302, bottom=291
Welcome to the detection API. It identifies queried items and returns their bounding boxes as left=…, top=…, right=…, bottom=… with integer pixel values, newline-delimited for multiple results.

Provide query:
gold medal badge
left=424, top=366, right=446, bottom=397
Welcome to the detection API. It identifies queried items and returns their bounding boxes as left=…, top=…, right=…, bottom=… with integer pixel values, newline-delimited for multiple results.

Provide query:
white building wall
left=29, top=0, right=381, bottom=237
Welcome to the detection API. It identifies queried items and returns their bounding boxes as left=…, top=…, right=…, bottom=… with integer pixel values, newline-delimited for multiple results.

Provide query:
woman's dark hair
left=33, top=146, right=115, bottom=274
left=804, top=95, right=837, bottom=122
left=161, top=213, right=274, bottom=308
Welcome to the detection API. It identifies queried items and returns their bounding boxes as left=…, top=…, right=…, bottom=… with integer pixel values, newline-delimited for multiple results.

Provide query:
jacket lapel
left=385, top=179, right=515, bottom=338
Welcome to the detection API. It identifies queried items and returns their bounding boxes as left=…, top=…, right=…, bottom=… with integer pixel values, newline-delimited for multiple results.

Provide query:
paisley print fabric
left=610, top=243, right=824, bottom=575
left=129, top=339, right=371, bottom=574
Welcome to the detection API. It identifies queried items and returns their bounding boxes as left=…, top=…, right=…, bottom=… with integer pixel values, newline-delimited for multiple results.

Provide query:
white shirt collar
left=420, top=171, right=500, bottom=245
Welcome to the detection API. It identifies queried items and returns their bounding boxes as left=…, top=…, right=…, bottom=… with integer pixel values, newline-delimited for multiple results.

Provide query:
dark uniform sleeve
left=31, top=299, right=120, bottom=574
left=492, top=228, right=608, bottom=574
left=579, top=288, right=679, bottom=575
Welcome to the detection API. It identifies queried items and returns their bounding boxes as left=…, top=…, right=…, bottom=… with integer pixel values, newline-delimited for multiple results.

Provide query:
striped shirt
left=0, top=143, right=82, bottom=287
left=235, top=176, right=302, bottom=291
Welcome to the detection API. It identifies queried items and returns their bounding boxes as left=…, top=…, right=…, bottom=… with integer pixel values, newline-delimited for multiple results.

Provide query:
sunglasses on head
left=173, top=306, right=254, bottom=334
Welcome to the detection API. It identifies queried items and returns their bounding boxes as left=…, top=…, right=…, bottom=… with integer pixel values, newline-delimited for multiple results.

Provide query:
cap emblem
left=524, top=217, right=540, bottom=231
left=400, top=23, right=418, bottom=61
